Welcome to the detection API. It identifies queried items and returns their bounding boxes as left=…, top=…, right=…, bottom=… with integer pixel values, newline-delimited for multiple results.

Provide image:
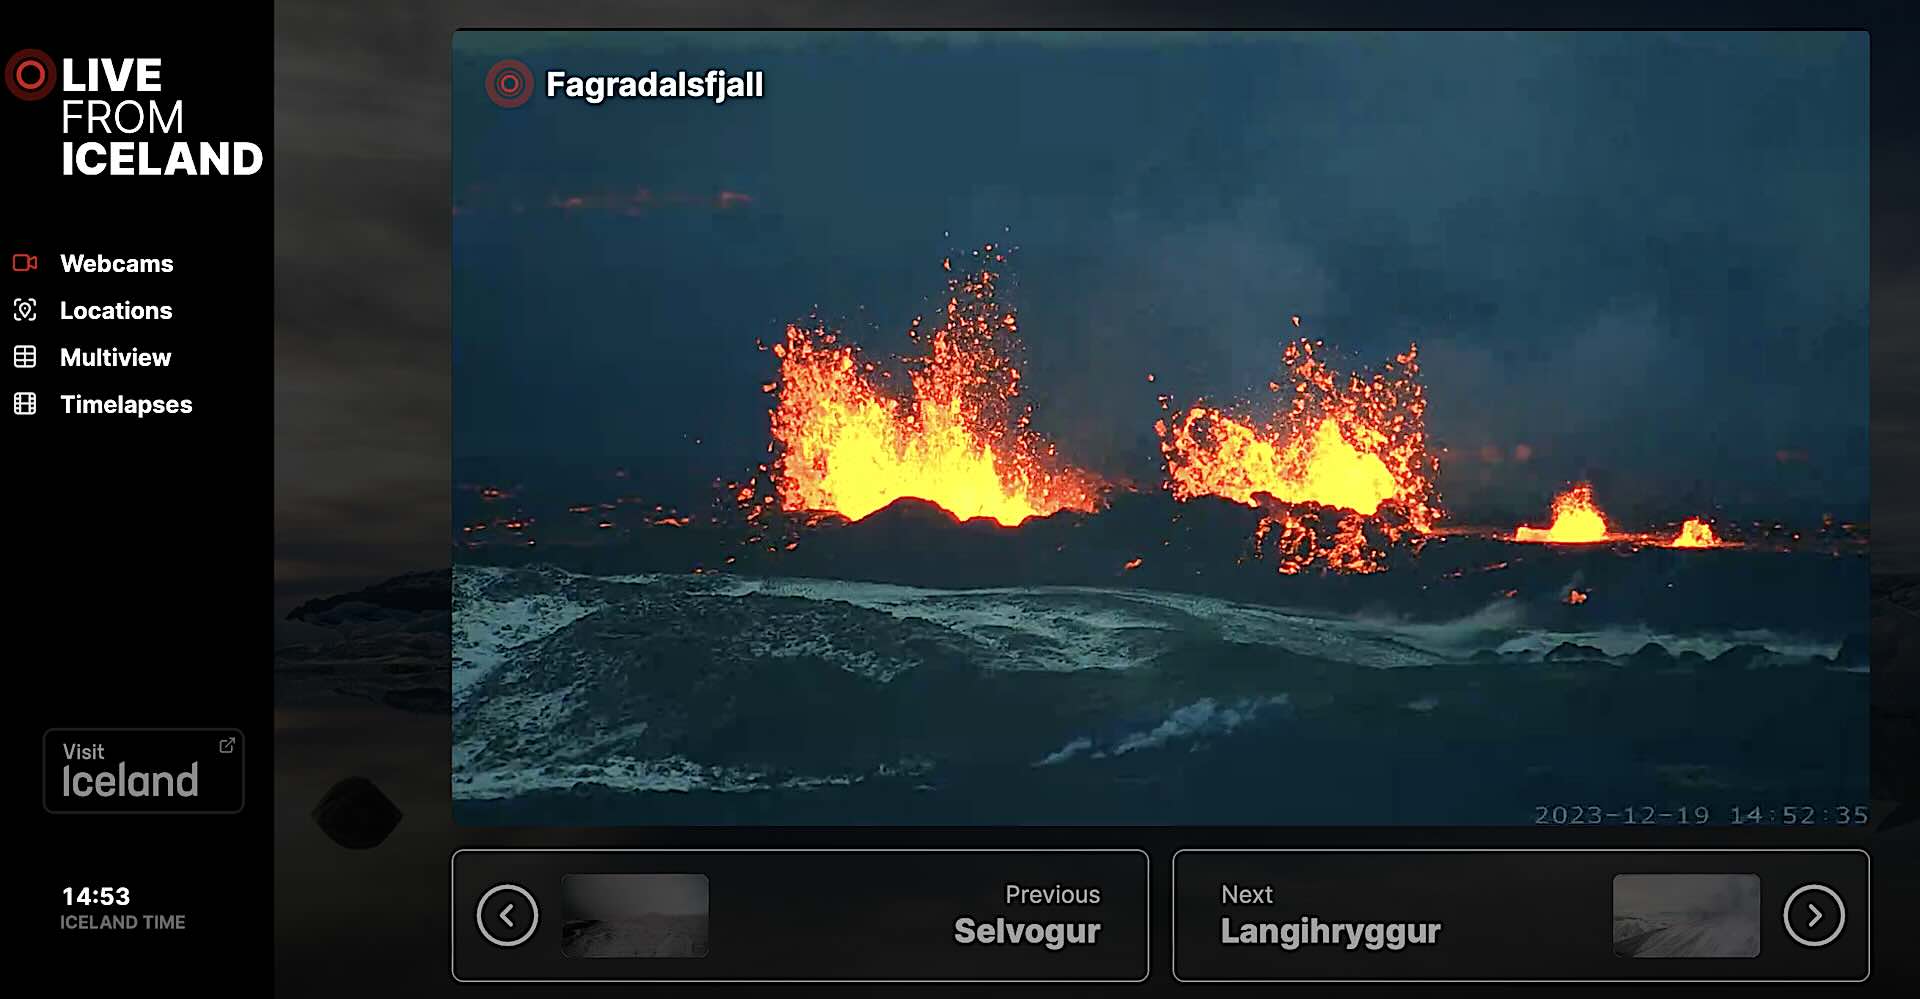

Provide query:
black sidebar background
left=7, top=11, right=273, bottom=984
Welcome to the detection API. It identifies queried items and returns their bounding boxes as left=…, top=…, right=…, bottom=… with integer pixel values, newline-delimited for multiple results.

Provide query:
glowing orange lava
left=1514, top=484, right=1609, bottom=543
left=1669, top=517, right=1722, bottom=548
left=1158, top=338, right=1438, bottom=573
left=767, top=255, right=1104, bottom=526
left=1163, top=413, right=1399, bottom=515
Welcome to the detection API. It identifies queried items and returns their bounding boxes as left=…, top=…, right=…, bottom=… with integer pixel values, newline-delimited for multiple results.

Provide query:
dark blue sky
left=452, top=32, right=1868, bottom=521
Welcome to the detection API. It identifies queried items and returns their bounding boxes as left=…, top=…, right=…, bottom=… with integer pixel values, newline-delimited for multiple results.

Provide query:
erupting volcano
left=1669, top=517, right=1723, bottom=548
left=766, top=254, right=1104, bottom=526
left=754, top=259, right=1771, bottom=570
left=1514, top=483, right=1609, bottom=544
left=1158, top=339, right=1439, bottom=573
left=1164, top=414, right=1400, bottom=515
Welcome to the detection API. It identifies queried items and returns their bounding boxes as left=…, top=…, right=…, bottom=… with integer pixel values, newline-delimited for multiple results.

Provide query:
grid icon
left=12, top=344, right=35, bottom=368
left=12, top=391, right=35, bottom=415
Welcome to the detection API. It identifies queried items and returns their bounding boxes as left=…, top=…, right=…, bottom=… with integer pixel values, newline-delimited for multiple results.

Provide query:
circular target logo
left=6, top=49, right=56, bottom=102
left=485, top=59, right=532, bottom=108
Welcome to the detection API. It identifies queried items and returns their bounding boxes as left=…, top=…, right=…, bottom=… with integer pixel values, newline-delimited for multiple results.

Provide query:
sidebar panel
left=11, top=13, right=273, bottom=984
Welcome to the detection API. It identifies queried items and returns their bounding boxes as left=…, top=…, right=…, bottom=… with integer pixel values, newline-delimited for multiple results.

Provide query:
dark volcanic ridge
left=277, top=570, right=452, bottom=714
left=449, top=558, right=1867, bottom=815
left=443, top=492, right=1869, bottom=820
left=458, top=491, right=1867, bottom=637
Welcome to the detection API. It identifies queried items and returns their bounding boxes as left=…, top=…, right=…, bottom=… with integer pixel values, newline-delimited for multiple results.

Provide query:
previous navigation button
left=476, top=883, right=539, bottom=948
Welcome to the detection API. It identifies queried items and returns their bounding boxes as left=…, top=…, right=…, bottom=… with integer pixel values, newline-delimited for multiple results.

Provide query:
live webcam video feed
left=448, top=32, right=1867, bottom=826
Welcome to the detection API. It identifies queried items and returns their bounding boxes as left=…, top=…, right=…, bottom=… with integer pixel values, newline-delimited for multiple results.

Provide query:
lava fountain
left=766, top=254, right=1104, bottom=526
left=1158, top=338, right=1439, bottom=573
left=1668, top=516, right=1723, bottom=548
left=1513, top=483, right=1609, bottom=543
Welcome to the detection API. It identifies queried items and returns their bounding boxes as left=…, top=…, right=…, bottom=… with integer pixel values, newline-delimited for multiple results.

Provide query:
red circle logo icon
left=6, top=49, right=56, bottom=102
left=485, top=59, right=533, bottom=109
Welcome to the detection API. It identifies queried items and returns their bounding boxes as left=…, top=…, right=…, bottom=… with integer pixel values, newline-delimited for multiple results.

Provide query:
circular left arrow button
left=476, top=883, right=539, bottom=947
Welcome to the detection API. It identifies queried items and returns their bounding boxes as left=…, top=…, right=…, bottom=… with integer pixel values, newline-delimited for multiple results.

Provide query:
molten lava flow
left=1159, top=338, right=1439, bottom=573
left=1163, top=413, right=1398, bottom=515
left=1514, top=484, right=1609, bottom=543
left=1669, top=517, right=1721, bottom=548
left=767, top=256, right=1103, bottom=526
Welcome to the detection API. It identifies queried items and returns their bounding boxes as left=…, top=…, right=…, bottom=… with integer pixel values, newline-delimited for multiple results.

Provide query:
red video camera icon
left=10, top=253, right=36, bottom=273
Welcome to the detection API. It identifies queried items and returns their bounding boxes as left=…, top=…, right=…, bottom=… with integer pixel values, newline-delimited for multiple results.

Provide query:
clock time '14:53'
left=63, top=887, right=132, bottom=906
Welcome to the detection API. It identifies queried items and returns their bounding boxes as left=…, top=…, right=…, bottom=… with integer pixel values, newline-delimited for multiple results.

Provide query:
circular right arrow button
left=1783, top=883, right=1845, bottom=948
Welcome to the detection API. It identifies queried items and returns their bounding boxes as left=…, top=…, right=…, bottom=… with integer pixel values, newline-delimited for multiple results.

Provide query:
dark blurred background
left=271, top=5, right=1916, bottom=997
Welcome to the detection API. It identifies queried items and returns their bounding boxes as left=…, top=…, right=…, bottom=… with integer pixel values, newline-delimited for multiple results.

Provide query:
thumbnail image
left=561, top=874, right=710, bottom=958
left=450, top=32, right=1868, bottom=825
left=1613, top=874, right=1761, bottom=958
